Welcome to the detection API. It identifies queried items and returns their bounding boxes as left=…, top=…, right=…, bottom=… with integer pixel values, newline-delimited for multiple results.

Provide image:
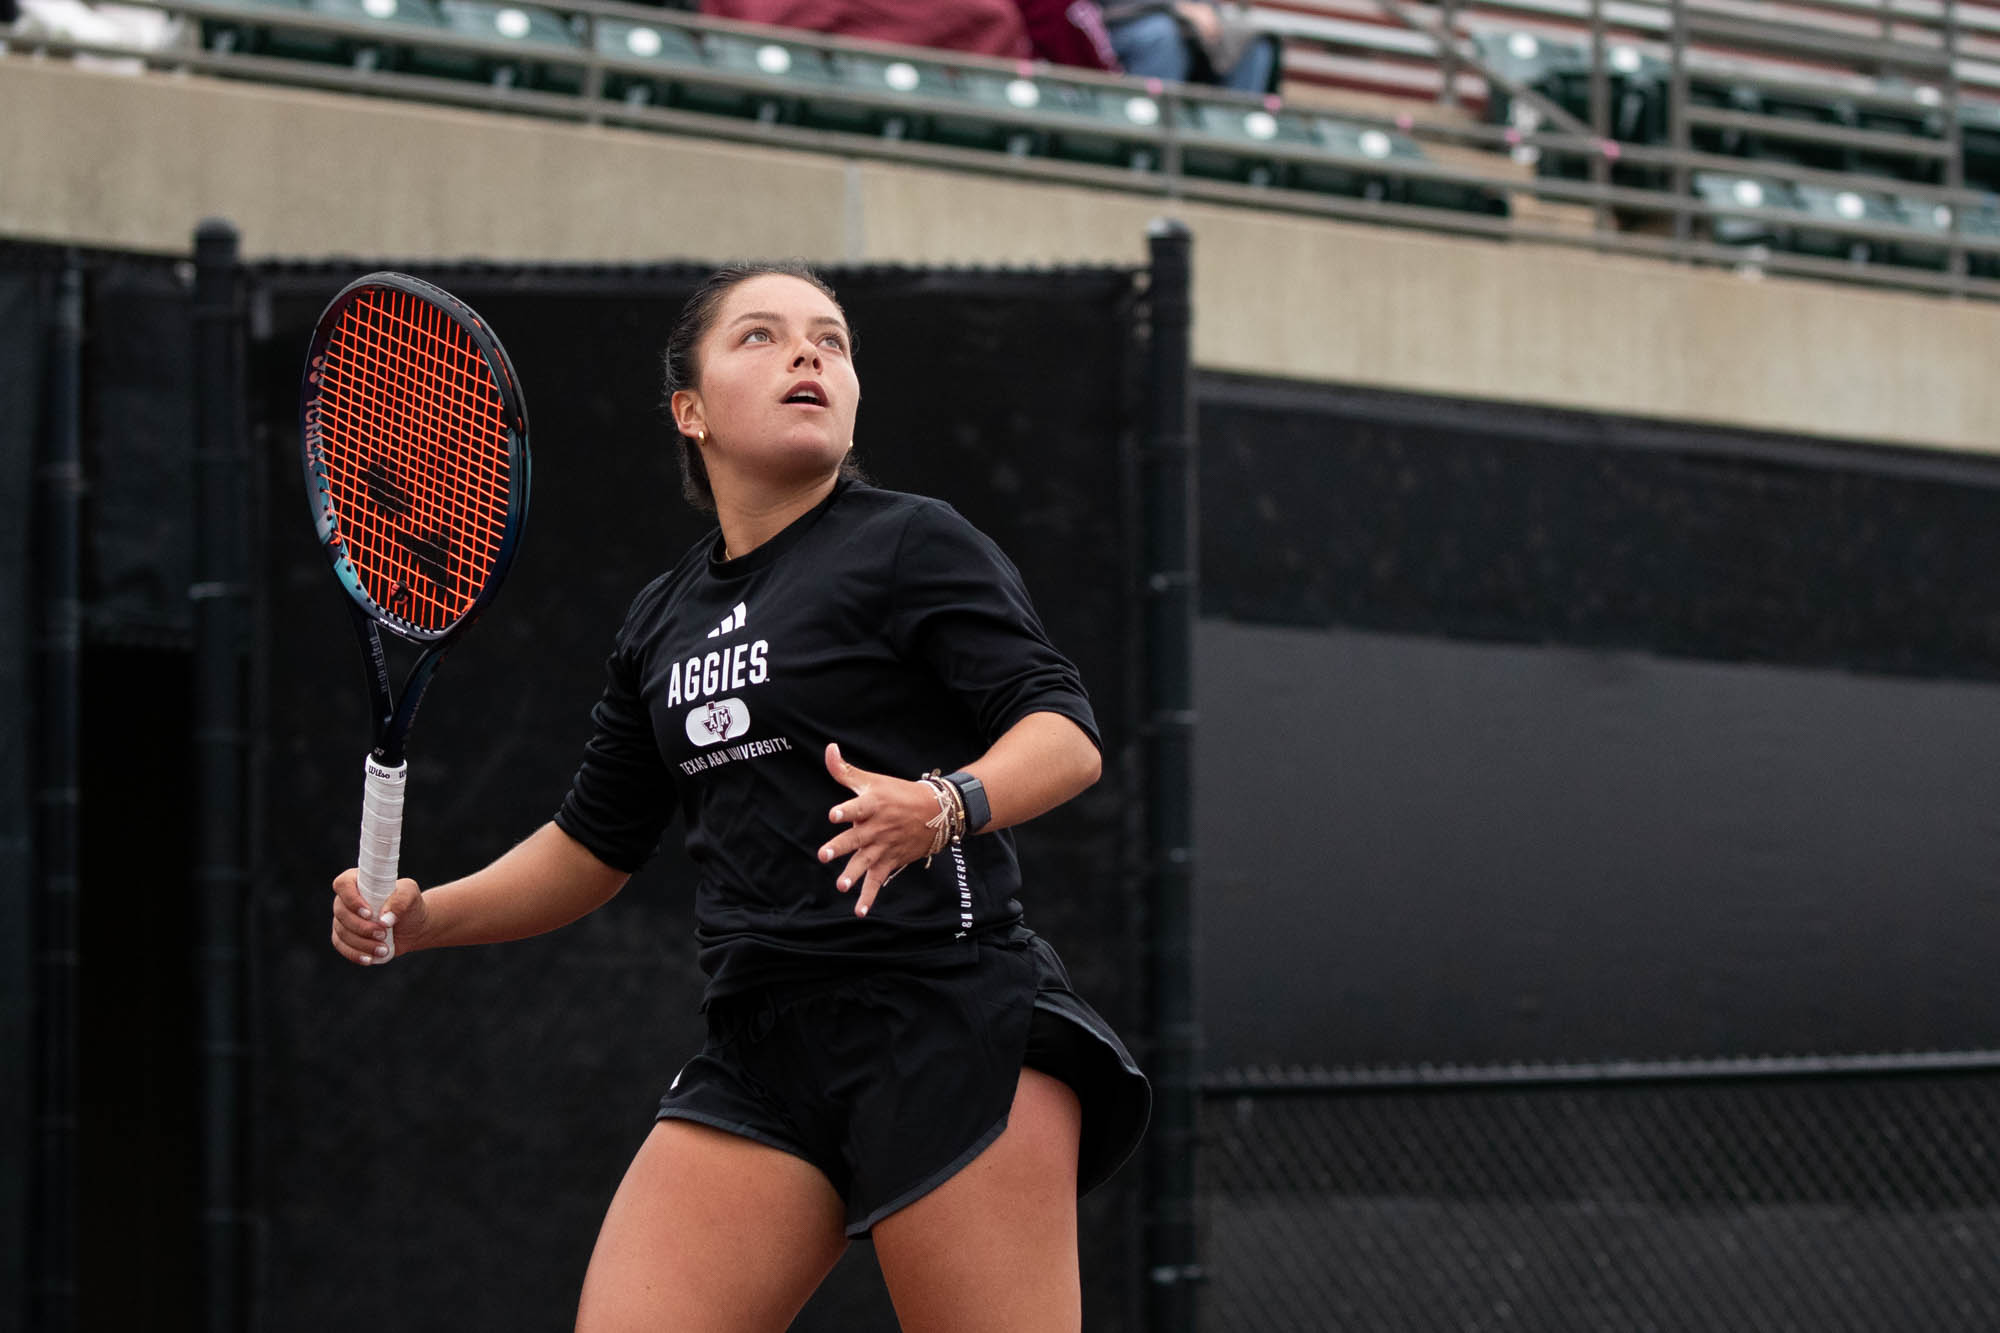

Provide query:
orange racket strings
left=315, top=286, right=514, bottom=634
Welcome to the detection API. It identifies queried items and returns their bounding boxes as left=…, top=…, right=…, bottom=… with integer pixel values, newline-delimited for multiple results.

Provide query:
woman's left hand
left=818, top=742, right=949, bottom=918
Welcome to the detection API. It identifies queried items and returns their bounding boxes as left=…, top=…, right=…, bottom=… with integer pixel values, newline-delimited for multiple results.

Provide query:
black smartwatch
left=944, top=770, right=990, bottom=833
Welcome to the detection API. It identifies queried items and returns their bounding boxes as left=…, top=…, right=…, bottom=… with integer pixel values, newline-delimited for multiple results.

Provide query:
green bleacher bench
left=1790, top=183, right=1897, bottom=263
left=1959, top=101, right=2000, bottom=193
left=1693, top=171, right=1796, bottom=249
left=928, top=67, right=1045, bottom=156
left=1959, top=197, right=2000, bottom=278
left=1883, top=193, right=1955, bottom=270
left=1296, top=119, right=1507, bottom=217
left=302, top=0, right=444, bottom=73
left=1176, top=100, right=1314, bottom=188
left=1751, top=85, right=1858, bottom=172
left=200, top=0, right=339, bottom=66
left=681, top=29, right=833, bottom=125
left=1470, top=29, right=1586, bottom=129
left=427, top=0, right=584, bottom=92
left=796, top=50, right=949, bottom=141
left=1853, top=83, right=1945, bottom=184
left=1687, top=78, right=1761, bottom=158
left=1039, top=84, right=1166, bottom=172
left=592, top=18, right=701, bottom=108
left=1291, top=118, right=1398, bottom=201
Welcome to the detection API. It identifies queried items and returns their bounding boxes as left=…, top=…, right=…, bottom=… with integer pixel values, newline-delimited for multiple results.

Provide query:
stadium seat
left=796, top=50, right=950, bottom=141
left=592, top=18, right=701, bottom=108
left=1470, top=29, right=1586, bottom=129
left=300, top=0, right=446, bottom=73
left=1040, top=84, right=1167, bottom=172
left=1749, top=86, right=1857, bottom=171
left=1294, top=119, right=1505, bottom=216
left=1176, top=100, right=1315, bottom=188
left=1530, top=47, right=1669, bottom=189
left=1692, top=171, right=1796, bottom=249
left=927, top=67, right=1047, bottom=157
left=1852, top=85, right=1945, bottom=184
left=1538, top=47, right=1667, bottom=141
left=1959, top=100, right=2000, bottom=193
left=1962, top=199, right=2000, bottom=278
left=1881, top=193, right=1955, bottom=270
left=679, top=29, right=833, bottom=125
left=426, top=0, right=584, bottom=91
left=198, top=0, right=332, bottom=64
left=1687, top=78, right=1762, bottom=158
left=1290, top=118, right=1398, bottom=201
left=1874, top=194, right=2000, bottom=277
left=1789, top=183, right=1897, bottom=263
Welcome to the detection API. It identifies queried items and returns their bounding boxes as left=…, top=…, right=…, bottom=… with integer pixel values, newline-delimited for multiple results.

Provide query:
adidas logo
left=705, top=602, right=749, bottom=639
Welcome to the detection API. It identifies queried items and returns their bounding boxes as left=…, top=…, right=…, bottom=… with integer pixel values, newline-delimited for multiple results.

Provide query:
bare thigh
left=575, top=1119, right=849, bottom=1333
left=871, top=1068, right=1084, bottom=1333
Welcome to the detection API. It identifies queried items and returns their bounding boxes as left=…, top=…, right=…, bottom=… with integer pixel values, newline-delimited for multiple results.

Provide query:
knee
left=1109, top=13, right=1189, bottom=81
left=1224, top=33, right=1281, bottom=94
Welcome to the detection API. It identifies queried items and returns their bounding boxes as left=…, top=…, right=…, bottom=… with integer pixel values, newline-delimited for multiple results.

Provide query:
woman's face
left=675, top=273, right=859, bottom=501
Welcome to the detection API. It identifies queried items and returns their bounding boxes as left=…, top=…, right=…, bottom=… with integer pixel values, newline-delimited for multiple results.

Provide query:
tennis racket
left=300, top=272, right=531, bottom=955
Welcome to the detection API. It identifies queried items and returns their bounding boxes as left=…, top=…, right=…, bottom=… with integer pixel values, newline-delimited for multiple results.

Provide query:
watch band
left=944, top=770, right=990, bottom=834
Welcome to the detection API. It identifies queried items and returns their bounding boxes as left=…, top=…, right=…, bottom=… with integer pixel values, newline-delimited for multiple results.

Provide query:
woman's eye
left=820, top=334, right=846, bottom=350
left=743, top=328, right=771, bottom=343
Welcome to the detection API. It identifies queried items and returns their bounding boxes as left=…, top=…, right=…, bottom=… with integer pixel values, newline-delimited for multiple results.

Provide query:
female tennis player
left=328, top=262, right=1149, bottom=1332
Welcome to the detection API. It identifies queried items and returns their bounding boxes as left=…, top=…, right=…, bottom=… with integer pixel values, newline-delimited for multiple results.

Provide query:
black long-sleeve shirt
left=554, top=480, right=1099, bottom=1001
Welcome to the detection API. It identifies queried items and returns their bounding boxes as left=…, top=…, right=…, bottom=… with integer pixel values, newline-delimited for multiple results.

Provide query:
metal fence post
left=29, top=251, right=84, bottom=1333
left=1142, top=217, right=1200, bottom=1333
left=192, top=218, right=251, bottom=1333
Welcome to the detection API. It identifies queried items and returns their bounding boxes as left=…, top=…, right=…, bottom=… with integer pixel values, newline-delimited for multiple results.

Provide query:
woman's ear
left=670, top=388, right=704, bottom=442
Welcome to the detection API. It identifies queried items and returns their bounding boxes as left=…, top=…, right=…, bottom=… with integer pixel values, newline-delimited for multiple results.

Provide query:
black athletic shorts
left=655, top=924, right=1151, bottom=1237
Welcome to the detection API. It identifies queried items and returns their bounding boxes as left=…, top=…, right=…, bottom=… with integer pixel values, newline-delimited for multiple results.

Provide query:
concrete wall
left=10, top=57, right=2000, bottom=453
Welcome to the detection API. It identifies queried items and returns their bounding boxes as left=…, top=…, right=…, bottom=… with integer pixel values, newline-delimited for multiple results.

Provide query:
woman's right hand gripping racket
left=301, top=272, right=531, bottom=960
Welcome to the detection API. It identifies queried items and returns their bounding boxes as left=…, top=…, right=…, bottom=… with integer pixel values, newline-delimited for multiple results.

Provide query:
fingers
left=820, top=758, right=937, bottom=917
left=329, top=869, right=417, bottom=967
left=825, top=741, right=886, bottom=801
left=853, top=862, right=904, bottom=919
left=817, top=828, right=861, bottom=867
left=825, top=741, right=858, bottom=792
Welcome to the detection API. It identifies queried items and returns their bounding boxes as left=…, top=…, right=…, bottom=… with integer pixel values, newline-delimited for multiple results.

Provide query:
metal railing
left=11, top=0, right=2000, bottom=298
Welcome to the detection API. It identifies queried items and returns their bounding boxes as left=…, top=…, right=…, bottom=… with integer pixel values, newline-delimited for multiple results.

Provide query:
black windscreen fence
left=1202, top=1071, right=2000, bottom=1331
left=16, top=234, right=2000, bottom=1333
left=0, top=254, right=53, bottom=1333
left=1192, top=374, right=2000, bottom=1329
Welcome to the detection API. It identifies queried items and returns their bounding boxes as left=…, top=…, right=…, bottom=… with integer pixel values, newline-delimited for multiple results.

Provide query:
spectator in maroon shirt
left=1012, top=0, right=1122, bottom=71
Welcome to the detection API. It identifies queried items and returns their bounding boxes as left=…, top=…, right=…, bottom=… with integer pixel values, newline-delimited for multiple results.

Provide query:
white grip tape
left=357, top=757, right=407, bottom=957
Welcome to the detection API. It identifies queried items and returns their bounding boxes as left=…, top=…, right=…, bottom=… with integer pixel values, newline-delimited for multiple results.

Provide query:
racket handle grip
left=357, top=757, right=407, bottom=957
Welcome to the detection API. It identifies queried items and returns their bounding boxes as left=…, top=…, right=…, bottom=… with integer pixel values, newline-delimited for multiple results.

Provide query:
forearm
left=416, top=821, right=630, bottom=952
left=959, top=711, right=1102, bottom=833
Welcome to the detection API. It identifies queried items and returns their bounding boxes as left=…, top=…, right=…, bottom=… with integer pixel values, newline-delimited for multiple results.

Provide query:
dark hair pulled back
left=661, top=260, right=862, bottom=512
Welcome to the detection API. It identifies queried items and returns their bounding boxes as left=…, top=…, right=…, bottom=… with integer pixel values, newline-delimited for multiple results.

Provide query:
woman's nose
left=790, top=338, right=822, bottom=368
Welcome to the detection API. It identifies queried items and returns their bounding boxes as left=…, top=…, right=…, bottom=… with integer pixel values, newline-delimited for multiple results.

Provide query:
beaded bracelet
left=917, top=769, right=967, bottom=867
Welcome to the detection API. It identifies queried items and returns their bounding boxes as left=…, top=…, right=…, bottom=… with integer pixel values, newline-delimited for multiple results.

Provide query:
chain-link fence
left=1199, top=1061, right=2000, bottom=1331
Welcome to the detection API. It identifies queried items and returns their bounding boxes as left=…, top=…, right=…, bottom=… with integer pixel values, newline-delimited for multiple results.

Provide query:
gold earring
left=696, top=429, right=706, bottom=445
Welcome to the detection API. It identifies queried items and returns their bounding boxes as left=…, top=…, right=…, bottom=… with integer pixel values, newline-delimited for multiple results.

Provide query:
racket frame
left=299, top=270, right=531, bottom=766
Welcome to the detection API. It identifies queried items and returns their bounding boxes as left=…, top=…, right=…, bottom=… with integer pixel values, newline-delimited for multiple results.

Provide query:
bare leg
left=870, top=1068, right=1084, bottom=1333
left=575, top=1119, right=849, bottom=1333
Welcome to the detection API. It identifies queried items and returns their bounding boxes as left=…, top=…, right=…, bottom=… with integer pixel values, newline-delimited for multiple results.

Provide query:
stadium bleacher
left=12, top=0, right=2000, bottom=293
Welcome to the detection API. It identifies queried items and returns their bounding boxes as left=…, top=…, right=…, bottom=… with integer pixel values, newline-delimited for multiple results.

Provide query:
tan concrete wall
left=9, top=57, right=2000, bottom=453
